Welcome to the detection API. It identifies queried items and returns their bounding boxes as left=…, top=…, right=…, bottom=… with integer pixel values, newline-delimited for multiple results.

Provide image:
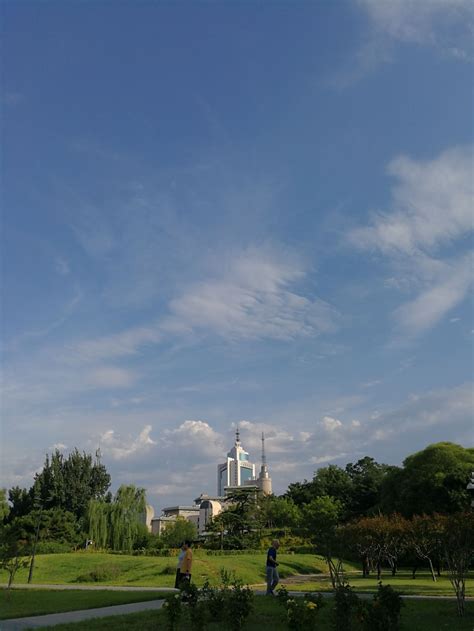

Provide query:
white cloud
left=163, top=420, right=225, bottom=459
left=100, top=425, right=156, bottom=460
left=52, top=442, right=68, bottom=451
left=334, top=0, right=473, bottom=87
left=394, top=254, right=472, bottom=334
left=348, top=146, right=473, bottom=337
left=73, top=326, right=161, bottom=362
left=368, top=382, right=473, bottom=442
left=349, top=147, right=473, bottom=255
left=163, top=250, right=339, bottom=341
left=88, top=366, right=137, bottom=389
left=358, top=0, right=473, bottom=52
left=320, top=416, right=343, bottom=432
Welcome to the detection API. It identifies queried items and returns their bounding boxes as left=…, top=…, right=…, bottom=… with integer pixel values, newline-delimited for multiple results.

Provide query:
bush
left=223, top=580, right=254, bottom=631
left=333, top=584, right=360, bottom=631
left=174, top=568, right=253, bottom=631
left=75, top=564, right=120, bottom=582
left=163, top=592, right=182, bottom=630
left=277, top=586, right=325, bottom=631
left=362, top=583, right=403, bottom=631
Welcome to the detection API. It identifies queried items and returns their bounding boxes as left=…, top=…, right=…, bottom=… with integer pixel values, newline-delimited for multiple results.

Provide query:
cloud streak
left=348, top=145, right=473, bottom=337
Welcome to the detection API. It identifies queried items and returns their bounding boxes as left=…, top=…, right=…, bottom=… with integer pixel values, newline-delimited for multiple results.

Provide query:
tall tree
left=88, top=484, right=147, bottom=551
left=381, top=443, right=474, bottom=516
left=301, top=495, right=344, bottom=588
left=161, top=517, right=197, bottom=548
left=30, top=448, right=111, bottom=522
left=345, top=457, right=391, bottom=516
left=0, top=489, right=10, bottom=522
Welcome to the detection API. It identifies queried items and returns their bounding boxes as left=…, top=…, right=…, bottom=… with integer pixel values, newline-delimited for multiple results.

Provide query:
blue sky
left=2, top=0, right=473, bottom=509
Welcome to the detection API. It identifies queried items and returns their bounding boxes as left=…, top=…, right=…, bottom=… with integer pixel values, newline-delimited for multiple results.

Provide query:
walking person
left=178, top=540, right=193, bottom=587
left=174, top=542, right=186, bottom=589
left=266, top=539, right=280, bottom=595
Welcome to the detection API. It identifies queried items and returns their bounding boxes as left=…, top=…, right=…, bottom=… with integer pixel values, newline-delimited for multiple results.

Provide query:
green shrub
left=333, top=584, right=360, bottom=631
left=75, top=564, right=120, bottom=582
left=163, top=592, right=182, bottom=630
left=362, top=583, right=403, bottom=631
left=277, top=587, right=325, bottom=631
left=224, top=580, right=254, bottom=631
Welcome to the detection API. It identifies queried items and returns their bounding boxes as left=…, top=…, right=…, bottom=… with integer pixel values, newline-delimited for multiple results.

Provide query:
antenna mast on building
left=261, top=432, right=266, bottom=466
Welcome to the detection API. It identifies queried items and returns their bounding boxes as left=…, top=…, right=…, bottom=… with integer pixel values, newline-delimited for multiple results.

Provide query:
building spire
left=235, top=427, right=240, bottom=444
left=261, top=432, right=266, bottom=466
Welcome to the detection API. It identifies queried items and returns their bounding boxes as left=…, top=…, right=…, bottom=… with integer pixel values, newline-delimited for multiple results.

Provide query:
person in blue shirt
left=266, top=539, right=280, bottom=595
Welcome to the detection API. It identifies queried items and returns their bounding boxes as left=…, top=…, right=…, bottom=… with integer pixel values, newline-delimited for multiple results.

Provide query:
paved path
left=2, top=584, right=472, bottom=630
left=1, top=599, right=166, bottom=630
left=1, top=584, right=177, bottom=592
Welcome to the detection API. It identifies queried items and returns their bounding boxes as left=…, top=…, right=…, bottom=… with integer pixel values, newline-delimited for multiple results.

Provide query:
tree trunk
left=428, top=558, right=437, bottom=582
left=7, top=557, right=19, bottom=589
left=28, top=519, right=41, bottom=583
left=326, top=556, right=336, bottom=590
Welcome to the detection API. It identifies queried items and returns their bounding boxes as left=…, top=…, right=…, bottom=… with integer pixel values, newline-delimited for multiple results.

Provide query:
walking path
left=1, top=584, right=472, bottom=630
left=1, top=584, right=177, bottom=592
left=1, top=599, right=166, bottom=630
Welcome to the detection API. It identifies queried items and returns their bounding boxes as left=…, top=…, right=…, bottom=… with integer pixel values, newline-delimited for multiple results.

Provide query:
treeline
left=284, top=442, right=474, bottom=519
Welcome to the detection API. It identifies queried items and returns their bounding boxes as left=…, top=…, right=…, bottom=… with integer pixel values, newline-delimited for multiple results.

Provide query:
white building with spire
left=217, top=428, right=256, bottom=495
left=217, top=428, right=272, bottom=496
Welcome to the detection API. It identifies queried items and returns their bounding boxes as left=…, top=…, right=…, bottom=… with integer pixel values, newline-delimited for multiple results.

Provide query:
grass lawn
left=284, top=569, right=474, bottom=596
left=33, top=595, right=474, bottom=630
left=0, top=589, right=169, bottom=620
left=0, top=552, right=340, bottom=588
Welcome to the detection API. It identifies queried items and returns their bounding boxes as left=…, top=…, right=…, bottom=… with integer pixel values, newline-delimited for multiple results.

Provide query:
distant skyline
left=2, top=0, right=473, bottom=510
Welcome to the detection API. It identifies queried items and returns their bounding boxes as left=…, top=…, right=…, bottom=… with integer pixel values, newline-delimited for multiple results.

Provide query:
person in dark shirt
left=266, top=539, right=280, bottom=595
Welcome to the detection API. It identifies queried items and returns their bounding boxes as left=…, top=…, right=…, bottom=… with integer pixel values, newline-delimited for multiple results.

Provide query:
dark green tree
left=259, top=495, right=301, bottom=530
left=161, top=517, right=197, bottom=547
left=381, top=443, right=474, bottom=516
left=87, top=484, right=147, bottom=551
left=301, top=495, right=344, bottom=588
left=345, top=457, right=391, bottom=517
left=7, top=487, right=32, bottom=520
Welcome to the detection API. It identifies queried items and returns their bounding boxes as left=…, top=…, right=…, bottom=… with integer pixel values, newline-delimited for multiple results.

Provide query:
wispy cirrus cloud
left=333, top=0, right=474, bottom=87
left=70, top=248, right=340, bottom=363
left=348, top=145, right=473, bottom=337
left=163, top=249, right=340, bottom=341
left=358, top=0, right=473, bottom=55
left=349, top=146, right=473, bottom=255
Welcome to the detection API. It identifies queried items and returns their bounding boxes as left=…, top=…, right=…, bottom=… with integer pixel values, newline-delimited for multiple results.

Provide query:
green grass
left=0, top=552, right=338, bottom=588
left=0, top=589, right=169, bottom=620
left=285, top=569, right=474, bottom=596
left=33, top=595, right=474, bottom=630
left=2, top=552, right=471, bottom=599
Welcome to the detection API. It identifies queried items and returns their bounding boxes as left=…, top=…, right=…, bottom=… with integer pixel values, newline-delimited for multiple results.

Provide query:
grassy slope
left=1, top=553, right=470, bottom=598
left=0, top=590, right=167, bottom=620
left=34, top=597, right=474, bottom=631
left=0, top=552, right=338, bottom=588
left=285, top=570, right=474, bottom=596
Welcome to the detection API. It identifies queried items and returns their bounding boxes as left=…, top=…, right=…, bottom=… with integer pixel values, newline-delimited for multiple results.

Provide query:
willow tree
left=88, top=485, right=146, bottom=551
left=109, top=485, right=147, bottom=552
left=88, top=499, right=110, bottom=549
